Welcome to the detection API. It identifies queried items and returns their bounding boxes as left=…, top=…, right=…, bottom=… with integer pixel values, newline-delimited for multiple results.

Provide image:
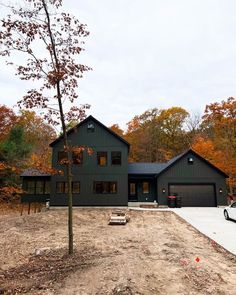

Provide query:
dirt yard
left=0, top=208, right=235, bottom=295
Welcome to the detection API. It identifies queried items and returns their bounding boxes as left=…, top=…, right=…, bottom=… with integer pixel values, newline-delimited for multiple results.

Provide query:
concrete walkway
left=171, top=207, right=236, bottom=256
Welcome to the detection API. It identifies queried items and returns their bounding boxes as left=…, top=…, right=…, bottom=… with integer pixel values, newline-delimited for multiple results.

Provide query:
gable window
left=93, top=181, right=117, bottom=194
left=142, top=182, right=150, bottom=194
left=111, top=151, right=121, bottom=165
left=97, top=152, right=107, bottom=166
left=188, top=157, right=194, bottom=165
left=72, top=151, right=83, bottom=165
left=58, top=151, right=68, bottom=165
left=87, top=122, right=95, bottom=133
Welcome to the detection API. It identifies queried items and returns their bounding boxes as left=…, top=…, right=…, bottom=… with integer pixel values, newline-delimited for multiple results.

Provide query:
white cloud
left=1, top=0, right=236, bottom=129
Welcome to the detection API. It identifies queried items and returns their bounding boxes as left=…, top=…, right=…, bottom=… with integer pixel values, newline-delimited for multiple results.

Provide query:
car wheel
left=224, top=210, right=229, bottom=220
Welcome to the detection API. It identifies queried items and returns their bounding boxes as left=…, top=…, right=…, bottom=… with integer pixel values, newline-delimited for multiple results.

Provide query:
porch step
left=128, top=202, right=158, bottom=208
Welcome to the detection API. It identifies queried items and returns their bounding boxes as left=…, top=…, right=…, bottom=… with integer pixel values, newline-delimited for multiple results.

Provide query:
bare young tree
left=0, top=0, right=91, bottom=254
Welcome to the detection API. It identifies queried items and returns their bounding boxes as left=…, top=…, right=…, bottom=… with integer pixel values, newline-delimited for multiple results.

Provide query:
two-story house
left=49, top=116, right=129, bottom=206
left=21, top=115, right=228, bottom=207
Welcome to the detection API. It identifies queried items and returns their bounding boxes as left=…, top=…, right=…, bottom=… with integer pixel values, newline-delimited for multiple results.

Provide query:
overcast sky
left=1, top=0, right=236, bottom=129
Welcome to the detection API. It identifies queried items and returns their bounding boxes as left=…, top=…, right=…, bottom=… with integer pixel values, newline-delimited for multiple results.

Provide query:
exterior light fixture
left=188, top=157, right=194, bottom=164
left=162, top=188, right=166, bottom=193
left=219, top=188, right=223, bottom=193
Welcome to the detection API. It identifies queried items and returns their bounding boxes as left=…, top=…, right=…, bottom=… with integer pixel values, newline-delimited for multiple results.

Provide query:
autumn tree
left=109, top=124, right=124, bottom=137
left=198, top=97, right=236, bottom=193
left=0, top=105, right=17, bottom=141
left=125, top=107, right=189, bottom=162
left=0, top=0, right=91, bottom=254
left=18, top=110, right=56, bottom=168
left=0, top=125, right=31, bottom=201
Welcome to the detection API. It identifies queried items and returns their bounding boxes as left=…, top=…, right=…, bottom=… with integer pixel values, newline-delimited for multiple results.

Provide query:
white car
left=224, top=202, right=236, bottom=221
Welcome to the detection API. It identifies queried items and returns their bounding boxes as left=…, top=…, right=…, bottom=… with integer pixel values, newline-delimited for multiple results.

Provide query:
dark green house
left=21, top=115, right=228, bottom=207
left=49, top=116, right=129, bottom=206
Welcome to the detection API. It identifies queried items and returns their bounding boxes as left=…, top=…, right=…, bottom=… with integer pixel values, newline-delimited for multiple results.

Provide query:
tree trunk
left=42, top=0, right=74, bottom=255
left=57, top=82, right=73, bottom=255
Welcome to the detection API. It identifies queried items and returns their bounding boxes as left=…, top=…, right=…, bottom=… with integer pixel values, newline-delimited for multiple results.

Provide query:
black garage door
left=169, top=184, right=216, bottom=207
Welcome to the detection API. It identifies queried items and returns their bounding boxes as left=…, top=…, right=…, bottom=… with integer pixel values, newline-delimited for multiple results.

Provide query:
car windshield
left=231, top=202, right=236, bottom=208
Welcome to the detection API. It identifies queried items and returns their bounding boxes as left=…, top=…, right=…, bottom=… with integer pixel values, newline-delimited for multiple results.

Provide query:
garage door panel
left=169, top=184, right=216, bottom=207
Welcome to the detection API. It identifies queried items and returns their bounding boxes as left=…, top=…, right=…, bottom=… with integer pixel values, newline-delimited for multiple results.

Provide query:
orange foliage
left=0, top=105, right=17, bottom=141
left=192, top=136, right=236, bottom=190
left=109, top=124, right=124, bottom=137
left=0, top=186, right=23, bottom=203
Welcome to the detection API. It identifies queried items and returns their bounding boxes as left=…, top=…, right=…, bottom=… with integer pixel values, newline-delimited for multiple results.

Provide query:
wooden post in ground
left=28, top=202, right=31, bottom=215
left=20, top=203, right=24, bottom=216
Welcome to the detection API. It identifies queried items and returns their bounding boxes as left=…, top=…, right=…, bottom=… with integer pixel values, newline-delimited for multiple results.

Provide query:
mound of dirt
left=0, top=209, right=235, bottom=295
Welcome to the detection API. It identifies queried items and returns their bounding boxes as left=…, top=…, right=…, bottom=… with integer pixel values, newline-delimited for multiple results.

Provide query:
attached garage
left=157, top=149, right=228, bottom=207
left=169, top=184, right=216, bottom=207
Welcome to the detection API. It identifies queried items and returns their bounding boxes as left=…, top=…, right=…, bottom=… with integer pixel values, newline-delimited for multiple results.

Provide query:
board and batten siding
left=157, top=152, right=227, bottom=206
left=50, top=118, right=129, bottom=206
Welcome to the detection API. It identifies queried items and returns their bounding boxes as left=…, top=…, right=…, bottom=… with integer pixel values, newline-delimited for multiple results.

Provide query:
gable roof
left=49, top=115, right=130, bottom=148
left=128, top=149, right=228, bottom=178
left=157, top=148, right=229, bottom=178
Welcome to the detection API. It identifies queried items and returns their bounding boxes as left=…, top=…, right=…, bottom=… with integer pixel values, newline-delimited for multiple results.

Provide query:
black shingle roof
left=128, top=163, right=168, bottom=174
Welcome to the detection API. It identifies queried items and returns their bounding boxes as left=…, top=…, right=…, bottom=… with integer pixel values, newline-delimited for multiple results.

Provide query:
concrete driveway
left=172, top=207, right=236, bottom=256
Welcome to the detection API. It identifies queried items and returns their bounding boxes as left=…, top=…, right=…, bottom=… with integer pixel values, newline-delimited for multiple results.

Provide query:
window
left=56, top=182, right=65, bottom=193
left=72, top=182, right=80, bottom=193
left=188, top=157, right=194, bottom=165
left=58, top=151, right=68, bottom=164
left=111, top=151, right=121, bottom=165
left=130, top=183, right=136, bottom=195
left=72, top=151, right=83, bottom=165
left=231, top=202, right=236, bottom=208
left=94, top=181, right=117, bottom=194
left=142, top=182, right=150, bottom=194
left=97, top=152, right=107, bottom=166
left=110, top=182, right=117, bottom=194
left=36, top=181, right=44, bottom=194
left=87, top=122, right=95, bottom=132
left=56, top=181, right=80, bottom=194
left=26, top=180, right=35, bottom=194
left=45, top=181, right=50, bottom=194
left=25, top=180, right=50, bottom=194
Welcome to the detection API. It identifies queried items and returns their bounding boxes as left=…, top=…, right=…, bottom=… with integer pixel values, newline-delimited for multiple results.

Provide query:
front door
left=138, top=180, right=155, bottom=202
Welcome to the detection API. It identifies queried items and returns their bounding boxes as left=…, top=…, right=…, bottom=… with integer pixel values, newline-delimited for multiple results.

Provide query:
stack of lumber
left=108, top=210, right=130, bottom=225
